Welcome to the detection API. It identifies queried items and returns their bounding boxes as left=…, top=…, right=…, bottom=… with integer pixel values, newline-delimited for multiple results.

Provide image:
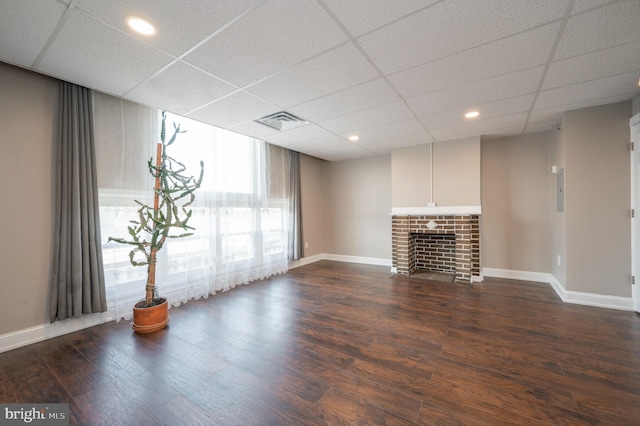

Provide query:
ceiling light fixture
left=348, top=135, right=359, bottom=142
left=126, top=16, right=156, bottom=35
left=465, top=111, right=480, bottom=119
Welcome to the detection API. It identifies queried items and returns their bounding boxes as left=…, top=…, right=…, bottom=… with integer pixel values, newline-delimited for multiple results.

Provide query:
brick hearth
left=392, top=215, right=480, bottom=283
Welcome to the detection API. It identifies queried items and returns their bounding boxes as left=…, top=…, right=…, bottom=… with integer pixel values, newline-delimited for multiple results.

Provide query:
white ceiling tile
left=230, top=120, right=279, bottom=141
left=358, top=0, right=569, bottom=74
left=283, top=135, right=347, bottom=151
left=186, top=90, right=280, bottom=129
left=322, top=0, right=439, bottom=37
left=36, top=11, right=173, bottom=96
left=554, top=0, right=640, bottom=60
left=543, top=39, right=640, bottom=90
left=183, top=0, right=347, bottom=87
left=430, top=113, right=527, bottom=140
left=535, top=71, right=638, bottom=109
left=247, top=43, right=379, bottom=108
left=319, top=101, right=415, bottom=135
left=419, top=94, right=535, bottom=129
left=341, top=118, right=426, bottom=142
left=571, top=0, right=615, bottom=15
left=528, top=106, right=565, bottom=124
left=76, top=0, right=262, bottom=57
left=288, top=78, right=400, bottom=123
left=407, top=67, right=544, bottom=117
left=356, top=130, right=433, bottom=154
left=477, top=125, right=527, bottom=140
left=125, top=61, right=238, bottom=114
left=263, top=124, right=334, bottom=146
left=305, top=143, right=374, bottom=162
left=389, top=23, right=559, bottom=98
left=0, top=0, right=67, bottom=67
left=524, top=121, right=556, bottom=134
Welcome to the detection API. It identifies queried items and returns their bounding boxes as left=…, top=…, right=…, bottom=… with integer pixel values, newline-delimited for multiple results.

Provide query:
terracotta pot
left=132, top=297, right=169, bottom=334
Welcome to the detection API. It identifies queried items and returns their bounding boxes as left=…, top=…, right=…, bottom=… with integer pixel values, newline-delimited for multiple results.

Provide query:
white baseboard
left=321, top=253, right=392, bottom=267
left=291, top=253, right=392, bottom=268
left=288, top=254, right=324, bottom=269
left=484, top=268, right=634, bottom=311
left=0, top=313, right=111, bottom=354
left=483, top=268, right=551, bottom=283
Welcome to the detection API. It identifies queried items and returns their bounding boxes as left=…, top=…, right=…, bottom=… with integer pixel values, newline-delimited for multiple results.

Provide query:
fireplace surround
left=392, top=214, right=480, bottom=283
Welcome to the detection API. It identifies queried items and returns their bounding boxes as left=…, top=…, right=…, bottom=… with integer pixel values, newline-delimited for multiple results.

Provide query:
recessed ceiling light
left=348, top=135, right=359, bottom=142
left=465, top=111, right=480, bottom=119
left=126, top=16, right=156, bottom=35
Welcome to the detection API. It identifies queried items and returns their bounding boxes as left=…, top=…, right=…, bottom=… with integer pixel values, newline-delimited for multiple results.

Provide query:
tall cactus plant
left=109, top=111, right=204, bottom=307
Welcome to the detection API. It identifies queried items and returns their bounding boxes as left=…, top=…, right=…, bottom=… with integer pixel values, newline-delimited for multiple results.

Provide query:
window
left=96, top=101, right=291, bottom=321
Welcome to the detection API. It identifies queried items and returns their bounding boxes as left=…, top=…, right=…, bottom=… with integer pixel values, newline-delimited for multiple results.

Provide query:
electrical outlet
left=305, top=242, right=309, bottom=249
left=557, top=255, right=561, bottom=266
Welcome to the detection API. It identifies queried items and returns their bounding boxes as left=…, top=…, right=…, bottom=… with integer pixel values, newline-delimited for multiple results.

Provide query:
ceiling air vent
left=255, top=111, right=309, bottom=131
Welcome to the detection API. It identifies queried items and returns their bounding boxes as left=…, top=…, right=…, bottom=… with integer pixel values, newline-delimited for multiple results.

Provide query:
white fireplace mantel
left=390, top=205, right=482, bottom=216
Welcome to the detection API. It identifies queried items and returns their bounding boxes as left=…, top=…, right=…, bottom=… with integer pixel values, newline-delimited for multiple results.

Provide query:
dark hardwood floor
left=1, top=260, right=640, bottom=425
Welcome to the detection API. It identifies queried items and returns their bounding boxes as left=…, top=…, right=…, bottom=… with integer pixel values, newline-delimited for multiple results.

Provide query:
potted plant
left=109, top=111, right=204, bottom=333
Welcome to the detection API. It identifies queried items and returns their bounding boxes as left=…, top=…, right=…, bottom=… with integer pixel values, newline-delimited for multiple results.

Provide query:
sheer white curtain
left=94, top=93, right=290, bottom=321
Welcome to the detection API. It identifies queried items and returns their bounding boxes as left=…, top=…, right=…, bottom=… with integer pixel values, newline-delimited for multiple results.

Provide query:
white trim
left=291, top=253, right=392, bottom=267
left=484, top=268, right=634, bottom=311
left=548, top=274, right=567, bottom=301
left=322, top=253, right=392, bottom=267
left=0, top=313, right=112, bottom=354
left=563, top=289, right=634, bottom=311
left=391, top=205, right=482, bottom=216
left=483, top=268, right=550, bottom=283
left=288, top=254, right=324, bottom=269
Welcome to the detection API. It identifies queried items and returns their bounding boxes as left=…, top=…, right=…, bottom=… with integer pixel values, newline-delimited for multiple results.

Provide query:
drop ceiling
left=1, top=0, right=639, bottom=161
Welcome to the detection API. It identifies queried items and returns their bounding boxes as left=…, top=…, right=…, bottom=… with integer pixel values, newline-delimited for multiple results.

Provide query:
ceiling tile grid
left=288, top=78, right=400, bottom=123
left=246, top=42, right=379, bottom=108
left=356, top=0, right=569, bottom=75
left=36, top=10, right=174, bottom=96
left=182, top=0, right=348, bottom=88
left=388, top=22, right=560, bottom=99
left=0, top=0, right=68, bottom=68
left=554, top=0, right=640, bottom=61
left=125, top=61, right=238, bottom=115
left=1, top=0, right=639, bottom=161
left=75, top=0, right=264, bottom=57
left=186, top=90, right=280, bottom=129
left=407, top=66, right=545, bottom=118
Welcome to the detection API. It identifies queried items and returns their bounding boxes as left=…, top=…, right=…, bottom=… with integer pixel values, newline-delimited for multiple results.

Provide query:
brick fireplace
left=392, top=214, right=480, bottom=283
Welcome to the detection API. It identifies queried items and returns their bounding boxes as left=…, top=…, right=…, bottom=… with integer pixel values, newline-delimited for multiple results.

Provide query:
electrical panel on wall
left=557, top=169, right=564, bottom=212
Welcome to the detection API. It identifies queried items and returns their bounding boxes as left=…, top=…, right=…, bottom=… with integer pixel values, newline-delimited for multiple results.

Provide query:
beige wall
left=0, top=64, right=58, bottom=334
left=481, top=133, right=551, bottom=272
left=391, top=137, right=481, bottom=207
left=300, top=154, right=327, bottom=256
left=391, top=144, right=431, bottom=207
left=433, top=137, right=481, bottom=206
left=565, top=102, right=631, bottom=296
left=324, top=155, right=391, bottom=259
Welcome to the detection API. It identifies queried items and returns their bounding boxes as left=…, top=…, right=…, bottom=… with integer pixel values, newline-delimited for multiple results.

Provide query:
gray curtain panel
left=288, top=151, right=303, bottom=261
left=49, top=82, right=107, bottom=322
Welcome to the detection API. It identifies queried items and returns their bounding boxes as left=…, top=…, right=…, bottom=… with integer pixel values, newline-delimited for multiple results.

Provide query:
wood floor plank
left=1, top=260, right=639, bottom=425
